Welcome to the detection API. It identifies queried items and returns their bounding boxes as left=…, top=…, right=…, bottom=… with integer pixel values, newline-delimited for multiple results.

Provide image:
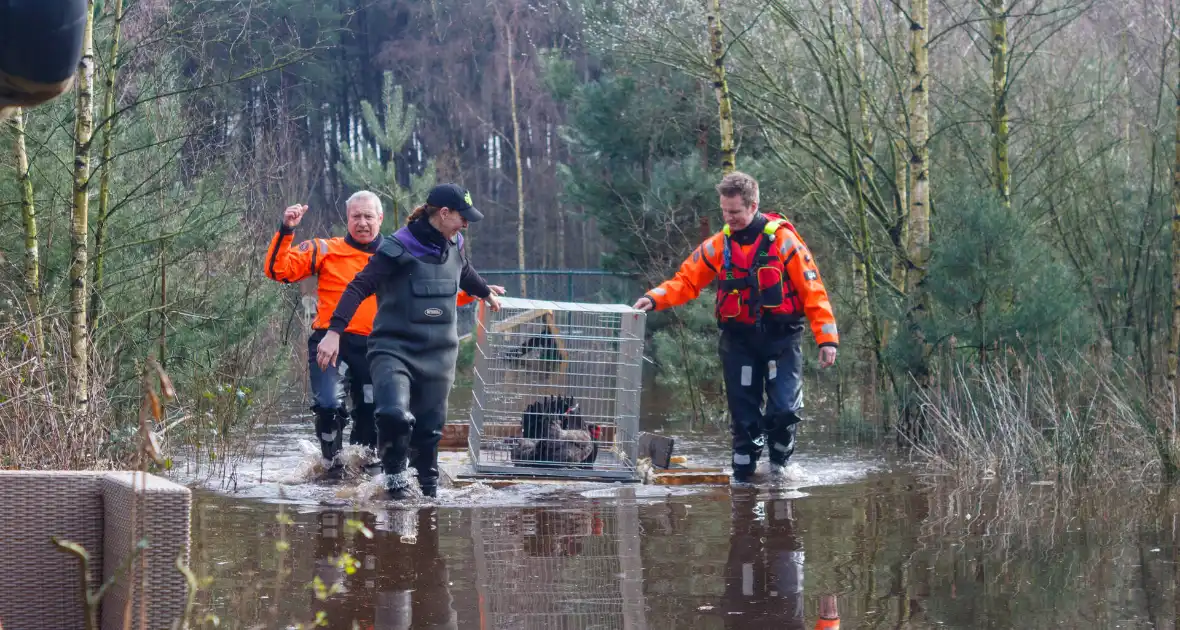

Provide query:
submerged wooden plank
left=650, top=471, right=731, bottom=486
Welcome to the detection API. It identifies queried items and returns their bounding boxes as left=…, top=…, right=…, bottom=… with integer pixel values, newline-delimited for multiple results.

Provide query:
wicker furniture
left=0, top=471, right=192, bottom=630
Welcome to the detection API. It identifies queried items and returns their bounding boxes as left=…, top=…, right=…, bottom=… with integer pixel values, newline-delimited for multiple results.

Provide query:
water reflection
left=194, top=472, right=1180, bottom=629
left=310, top=507, right=458, bottom=629
left=471, top=503, right=648, bottom=629
left=722, top=490, right=805, bottom=629
left=299, top=494, right=814, bottom=629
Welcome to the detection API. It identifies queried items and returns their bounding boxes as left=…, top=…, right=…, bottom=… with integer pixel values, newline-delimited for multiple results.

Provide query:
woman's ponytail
left=406, top=204, right=429, bottom=225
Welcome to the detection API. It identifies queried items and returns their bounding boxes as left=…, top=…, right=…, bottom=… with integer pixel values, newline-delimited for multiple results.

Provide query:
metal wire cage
left=468, top=297, right=646, bottom=480
left=471, top=504, right=647, bottom=629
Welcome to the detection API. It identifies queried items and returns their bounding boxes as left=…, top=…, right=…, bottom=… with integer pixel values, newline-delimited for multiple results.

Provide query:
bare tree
left=709, top=0, right=737, bottom=173
left=70, top=0, right=98, bottom=409
left=901, top=0, right=933, bottom=431
left=506, top=4, right=529, bottom=295
left=987, top=0, right=1011, bottom=206
left=90, top=0, right=128, bottom=329
left=336, top=70, right=436, bottom=227
left=12, top=108, right=44, bottom=360
left=1170, top=14, right=1180, bottom=384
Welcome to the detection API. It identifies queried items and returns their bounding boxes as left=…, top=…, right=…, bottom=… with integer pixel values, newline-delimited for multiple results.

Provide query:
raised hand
left=283, top=204, right=308, bottom=228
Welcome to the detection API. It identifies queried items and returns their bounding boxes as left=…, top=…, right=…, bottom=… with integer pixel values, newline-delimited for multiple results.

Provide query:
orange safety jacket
left=644, top=213, right=839, bottom=347
left=264, top=229, right=381, bottom=335
left=264, top=228, right=481, bottom=335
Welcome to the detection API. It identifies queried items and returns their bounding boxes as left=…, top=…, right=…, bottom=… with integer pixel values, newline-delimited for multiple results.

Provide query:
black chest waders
left=368, top=237, right=464, bottom=498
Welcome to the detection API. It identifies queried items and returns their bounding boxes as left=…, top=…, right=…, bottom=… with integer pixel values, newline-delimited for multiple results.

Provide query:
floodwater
left=182, top=383, right=1180, bottom=629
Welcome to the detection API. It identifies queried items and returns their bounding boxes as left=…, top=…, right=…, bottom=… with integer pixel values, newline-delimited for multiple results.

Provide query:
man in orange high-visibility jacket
left=265, top=191, right=386, bottom=472
left=633, top=171, right=838, bottom=483
left=265, top=190, right=497, bottom=474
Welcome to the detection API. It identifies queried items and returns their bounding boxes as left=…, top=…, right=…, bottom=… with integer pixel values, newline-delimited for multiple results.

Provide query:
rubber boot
left=342, top=409, right=358, bottom=447
left=382, top=435, right=415, bottom=500
left=411, top=445, right=440, bottom=498
left=350, top=403, right=377, bottom=449
left=313, top=406, right=345, bottom=478
left=765, top=412, right=799, bottom=480
left=731, top=435, right=763, bottom=484
left=336, top=407, right=354, bottom=446
left=378, top=409, right=416, bottom=500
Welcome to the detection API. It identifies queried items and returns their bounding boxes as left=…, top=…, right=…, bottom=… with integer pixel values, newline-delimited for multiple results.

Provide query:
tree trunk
left=557, top=197, right=567, bottom=269
left=906, top=0, right=931, bottom=295
left=90, top=0, right=126, bottom=329
left=70, top=0, right=97, bottom=410
left=506, top=12, right=528, bottom=296
left=159, top=242, right=168, bottom=368
left=851, top=0, right=880, bottom=417
left=13, top=109, right=44, bottom=360
left=708, top=0, right=736, bottom=173
left=989, top=0, right=1010, bottom=206
left=891, top=134, right=909, bottom=296
left=1169, top=33, right=1180, bottom=383
left=903, top=0, right=932, bottom=435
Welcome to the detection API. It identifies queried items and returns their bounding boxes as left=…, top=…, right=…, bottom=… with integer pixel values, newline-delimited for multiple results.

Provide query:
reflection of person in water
left=311, top=510, right=376, bottom=628
left=722, top=490, right=805, bottom=629
left=311, top=507, right=457, bottom=629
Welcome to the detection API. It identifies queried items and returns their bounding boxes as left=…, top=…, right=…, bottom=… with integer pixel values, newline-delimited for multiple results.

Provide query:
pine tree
left=336, top=71, right=435, bottom=229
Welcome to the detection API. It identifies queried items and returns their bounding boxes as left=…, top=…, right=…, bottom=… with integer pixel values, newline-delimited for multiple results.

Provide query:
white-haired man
left=263, top=191, right=387, bottom=475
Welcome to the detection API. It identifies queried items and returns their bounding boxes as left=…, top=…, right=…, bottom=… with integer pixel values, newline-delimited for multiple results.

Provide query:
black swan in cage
left=504, top=334, right=559, bottom=360
left=511, top=395, right=600, bottom=468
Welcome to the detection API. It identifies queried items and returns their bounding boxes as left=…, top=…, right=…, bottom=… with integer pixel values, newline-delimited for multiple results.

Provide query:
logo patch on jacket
left=804, top=270, right=818, bottom=281
left=424, top=307, right=444, bottom=317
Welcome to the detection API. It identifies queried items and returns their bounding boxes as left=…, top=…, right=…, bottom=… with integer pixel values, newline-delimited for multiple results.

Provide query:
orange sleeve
left=777, top=226, right=839, bottom=346
left=457, top=290, right=476, bottom=307
left=644, top=234, right=724, bottom=310
left=263, top=228, right=319, bottom=283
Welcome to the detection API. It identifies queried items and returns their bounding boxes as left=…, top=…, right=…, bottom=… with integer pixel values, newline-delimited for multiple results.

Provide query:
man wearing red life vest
left=633, top=171, right=838, bottom=483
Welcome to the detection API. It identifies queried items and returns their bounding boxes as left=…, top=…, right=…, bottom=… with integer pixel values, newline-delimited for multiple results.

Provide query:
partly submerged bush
left=907, top=353, right=1180, bottom=489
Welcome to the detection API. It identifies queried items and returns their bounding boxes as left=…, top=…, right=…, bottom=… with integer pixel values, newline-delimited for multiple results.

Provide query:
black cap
left=426, top=183, right=483, bottom=222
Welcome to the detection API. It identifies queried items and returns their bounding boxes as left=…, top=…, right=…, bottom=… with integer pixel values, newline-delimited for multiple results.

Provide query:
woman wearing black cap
left=317, top=183, right=503, bottom=499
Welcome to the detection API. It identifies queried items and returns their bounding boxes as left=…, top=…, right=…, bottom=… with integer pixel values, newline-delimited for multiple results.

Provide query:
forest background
left=2, top=0, right=1177, bottom=488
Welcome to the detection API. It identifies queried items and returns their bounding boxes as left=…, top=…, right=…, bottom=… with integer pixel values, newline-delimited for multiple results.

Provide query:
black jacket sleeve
left=328, top=249, right=398, bottom=333
left=458, top=244, right=491, bottom=299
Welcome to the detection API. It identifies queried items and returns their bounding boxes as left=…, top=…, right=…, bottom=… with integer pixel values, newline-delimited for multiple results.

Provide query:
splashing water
left=170, top=406, right=887, bottom=509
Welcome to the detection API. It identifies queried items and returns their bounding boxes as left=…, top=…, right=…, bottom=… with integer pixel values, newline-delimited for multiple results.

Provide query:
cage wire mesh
left=458, top=271, right=641, bottom=339
left=469, top=296, right=645, bottom=480
left=471, top=503, right=647, bottom=629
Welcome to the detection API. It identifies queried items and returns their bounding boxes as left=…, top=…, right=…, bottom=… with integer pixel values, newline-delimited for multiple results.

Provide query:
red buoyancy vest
left=714, top=213, right=805, bottom=326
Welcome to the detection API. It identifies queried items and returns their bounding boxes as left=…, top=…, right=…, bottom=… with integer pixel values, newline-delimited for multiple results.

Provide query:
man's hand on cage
left=631, top=296, right=654, bottom=311
left=488, top=285, right=507, bottom=296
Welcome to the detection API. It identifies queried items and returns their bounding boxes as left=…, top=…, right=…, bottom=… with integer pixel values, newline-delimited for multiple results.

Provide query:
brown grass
left=0, top=315, right=119, bottom=470
left=905, top=354, right=1180, bottom=491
